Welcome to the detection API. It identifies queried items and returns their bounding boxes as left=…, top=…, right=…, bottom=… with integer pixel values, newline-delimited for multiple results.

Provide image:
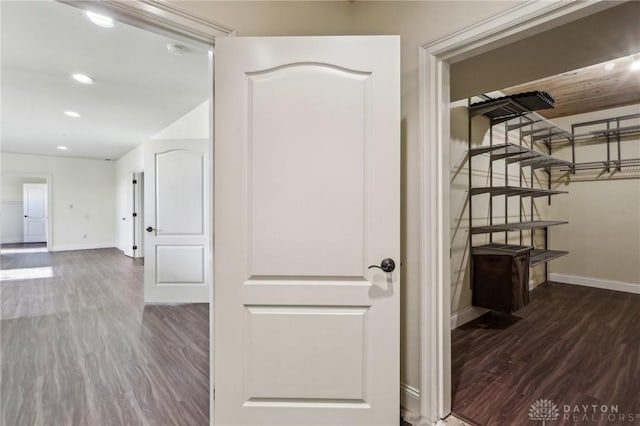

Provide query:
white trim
left=418, top=44, right=451, bottom=425
left=550, top=273, right=640, bottom=294
left=450, top=306, right=488, bottom=330
left=57, top=0, right=234, bottom=46
left=418, top=1, right=610, bottom=422
left=401, top=383, right=421, bottom=418
left=52, top=243, right=115, bottom=252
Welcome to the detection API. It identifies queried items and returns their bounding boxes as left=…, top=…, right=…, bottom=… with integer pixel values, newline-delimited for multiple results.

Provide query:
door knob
left=24, top=215, right=28, bottom=218
left=368, top=258, right=396, bottom=273
left=146, top=226, right=154, bottom=232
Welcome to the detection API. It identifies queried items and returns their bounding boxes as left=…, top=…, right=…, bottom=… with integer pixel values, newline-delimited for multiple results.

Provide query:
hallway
left=0, top=246, right=209, bottom=425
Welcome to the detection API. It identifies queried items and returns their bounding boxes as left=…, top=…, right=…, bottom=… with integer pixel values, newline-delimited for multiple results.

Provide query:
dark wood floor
left=452, top=281, right=640, bottom=426
left=1, top=245, right=209, bottom=425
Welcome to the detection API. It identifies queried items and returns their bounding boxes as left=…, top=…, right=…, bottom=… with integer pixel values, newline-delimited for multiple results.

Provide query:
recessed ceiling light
left=64, top=111, right=81, bottom=118
left=72, top=73, right=94, bottom=84
left=604, top=62, right=615, bottom=71
left=57, top=146, right=69, bottom=151
left=631, top=60, right=640, bottom=71
left=86, top=11, right=114, bottom=28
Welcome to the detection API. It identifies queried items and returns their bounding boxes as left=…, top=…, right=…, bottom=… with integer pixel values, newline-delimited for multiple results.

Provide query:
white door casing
left=215, top=36, right=400, bottom=426
left=23, top=183, right=47, bottom=243
left=144, top=139, right=210, bottom=303
left=118, top=173, right=135, bottom=257
left=133, top=172, right=144, bottom=258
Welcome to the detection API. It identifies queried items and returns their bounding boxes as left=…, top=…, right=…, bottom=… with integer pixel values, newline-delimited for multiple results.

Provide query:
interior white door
left=144, top=139, right=210, bottom=303
left=215, top=36, right=400, bottom=426
left=22, top=183, right=47, bottom=243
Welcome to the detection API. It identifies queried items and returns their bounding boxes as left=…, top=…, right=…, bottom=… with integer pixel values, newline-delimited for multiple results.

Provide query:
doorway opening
left=419, top=1, right=639, bottom=423
left=0, top=1, right=228, bottom=424
left=1, top=172, right=52, bottom=253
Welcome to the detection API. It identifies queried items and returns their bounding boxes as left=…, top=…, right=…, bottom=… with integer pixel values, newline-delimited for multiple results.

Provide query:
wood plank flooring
left=452, top=281, right=640, bottom=426
left=1, top=246, right=209, bottom=425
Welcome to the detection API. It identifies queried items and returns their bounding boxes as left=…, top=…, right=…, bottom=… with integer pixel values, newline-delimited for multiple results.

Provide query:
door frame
left=2, top=171, right=53, bottom=250
left=417, top=0, right=612, bottom=423
left=56, top=1, right=234, bottom=423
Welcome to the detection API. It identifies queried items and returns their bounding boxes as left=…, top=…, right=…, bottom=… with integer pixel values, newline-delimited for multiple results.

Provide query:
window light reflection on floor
left=0, top=267, right=55, bottom=281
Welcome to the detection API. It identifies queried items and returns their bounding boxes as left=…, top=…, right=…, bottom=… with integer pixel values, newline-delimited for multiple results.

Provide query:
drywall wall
left=171, top=1, right=354, bottom=36
left=150, top=101, right=209, bottom=140
left=450, top=1, right=639, bottom=101
left=1, top=175, right=46, bottom=243
left=449, top=97, right=549, bottom=319
left=548, top=104, right=640, bottom=286
left=1, top=153, right=116, bottom=250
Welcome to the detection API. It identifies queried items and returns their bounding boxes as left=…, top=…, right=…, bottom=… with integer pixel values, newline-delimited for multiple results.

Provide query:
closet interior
left=466, top=90, right=640, bottom=313
left=450, top=51, right=640, bottom=425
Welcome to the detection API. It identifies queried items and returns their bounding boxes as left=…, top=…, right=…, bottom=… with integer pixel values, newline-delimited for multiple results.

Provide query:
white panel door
left=144, top=139, right=210, bottom=303
left=23, top=184, right=47, bottom=243
left=215, top=36, right=400, bottom=426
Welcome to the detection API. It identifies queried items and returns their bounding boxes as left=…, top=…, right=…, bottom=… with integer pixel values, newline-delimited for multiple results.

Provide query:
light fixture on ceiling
left=57, top=146, right=69, bottom=151
left=72, top=73, right=94, bottom=84
left=167, top=43, right=187, bottom=56
left=631, top=57, right=640, bottom=71
left=64, top=111, right=81, bottom=118
left=604, top=62, right=615, bottom=71
left=86, top=11, right=114, bottom=28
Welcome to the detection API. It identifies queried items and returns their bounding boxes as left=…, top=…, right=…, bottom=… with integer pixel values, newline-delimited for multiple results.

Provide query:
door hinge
left=132, top=179, right=137, bottom=184
left=133, top=245, right=138, bottom=250
left=132, top=212, right=137, bottom=217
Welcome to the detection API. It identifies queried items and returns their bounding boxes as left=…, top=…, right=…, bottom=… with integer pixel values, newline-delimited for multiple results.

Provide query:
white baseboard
left=400, top=382, right=421, bottom=418
left=550, top=273, right=640, bottom=294
left=52, top=243, right=116, bottom=252
left=450, top=305, right=488, bottom=329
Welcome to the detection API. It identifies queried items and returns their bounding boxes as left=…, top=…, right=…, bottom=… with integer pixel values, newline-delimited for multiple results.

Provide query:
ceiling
left=1, top=0, right=209, bottom=160
left=504, top=54, right=640, bottom=119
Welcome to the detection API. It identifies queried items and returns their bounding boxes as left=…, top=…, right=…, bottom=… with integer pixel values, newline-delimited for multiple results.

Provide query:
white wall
left=1, top=174, right=46, bottom=243
left=549, top=104, right=640, bottom=286
left=1, top=153, right=116, bottom=250
left=150, top=101, right=209, bottom=140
